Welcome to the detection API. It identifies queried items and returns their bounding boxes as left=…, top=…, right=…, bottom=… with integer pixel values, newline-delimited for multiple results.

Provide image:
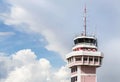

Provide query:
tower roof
left=74, top=35, right=96, bottom=41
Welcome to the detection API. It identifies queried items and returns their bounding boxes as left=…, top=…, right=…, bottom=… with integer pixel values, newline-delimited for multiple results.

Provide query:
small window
left=94, top=57, right=98, bottom=62
left=71, top=76, right=77, bottom=82
left=89, top=57, right=93, bottom=61
left=67, top=58, right=70, bottom=62
left=71, top=66, right=77, bottom=73
left=100, top=58, right=102, bottom=64
left=68, top=57, right=73, bottom=63
left=76, top=57, right=81, bottom=61
left=84, top=57, right=88, bottom=61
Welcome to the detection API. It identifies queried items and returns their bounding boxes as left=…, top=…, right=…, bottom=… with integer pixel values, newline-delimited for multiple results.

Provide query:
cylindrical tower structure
left=66, top=34, right=103, bottom=82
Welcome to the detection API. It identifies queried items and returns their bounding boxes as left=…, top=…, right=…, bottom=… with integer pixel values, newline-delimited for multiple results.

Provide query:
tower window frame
left=71, top=76, right=77, bottom=82
left=84, top=57, right=88, bottom=61
left=94, top=57, right=98, bottom=62
left=71, top=66, right=77, bottom=73
left=89, top=57, right=93, bottom=61
left=75, top=57, right=82, bottom=61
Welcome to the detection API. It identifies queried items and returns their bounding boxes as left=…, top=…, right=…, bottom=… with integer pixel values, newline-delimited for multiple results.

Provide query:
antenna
left=84, top=5, right=87, bottom=36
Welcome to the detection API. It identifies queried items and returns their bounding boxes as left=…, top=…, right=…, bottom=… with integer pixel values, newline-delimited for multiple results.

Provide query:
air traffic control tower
left=66, top=6, right=103, bottom=82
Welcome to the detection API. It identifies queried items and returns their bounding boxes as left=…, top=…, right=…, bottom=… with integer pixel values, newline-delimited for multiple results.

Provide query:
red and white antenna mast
left=84, top=5, right=87, bottom=36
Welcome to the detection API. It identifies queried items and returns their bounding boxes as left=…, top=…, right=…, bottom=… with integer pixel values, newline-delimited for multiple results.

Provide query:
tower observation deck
left=66, top=6, right=103, bottom=82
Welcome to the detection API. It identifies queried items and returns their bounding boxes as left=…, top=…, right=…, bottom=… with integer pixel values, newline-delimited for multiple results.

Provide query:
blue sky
left=0, top=0, right=120, bottom=82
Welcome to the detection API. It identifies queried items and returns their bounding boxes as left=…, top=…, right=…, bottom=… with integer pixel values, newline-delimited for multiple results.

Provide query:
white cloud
left=0, top=55, right=14, bottom=81
left=41, top=29, right=69, bottom=59
left=1, top=0, right=69, bottom=59
left=12, top=49, right=37, bottom=65
left=97, top=38, right=120, bottom=82
left=0, top=32, right=15, bottom=36
left=8, top=0, right=55, bottom=10
left=54, top=66, right=70, bottom=82
left=0, top=49, right=69, bottom=82
left=0, top=32, right=15, bottom=41
left=1, top=0, right=120, bottom=82
left=4, top=6, right=28, bottom=25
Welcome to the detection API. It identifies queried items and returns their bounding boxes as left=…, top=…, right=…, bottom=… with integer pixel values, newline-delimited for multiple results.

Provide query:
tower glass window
left=84, top=57, right=88, bottom=61
left=75, top=57, right=82, bottom=61
left=89, top=57, right=93, bottom=61
left=71, top=66, right=77, bottom=73
left=71, top=76, right=77, bottom=82
left=100, top=58, right=102, bottom=65
left=94, top=57, right=98, bottom=62
left=74, top=38, right=97, bottom=46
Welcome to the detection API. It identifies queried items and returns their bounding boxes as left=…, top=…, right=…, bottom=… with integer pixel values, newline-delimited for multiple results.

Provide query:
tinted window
left=74, top=38, right=97, bottom=46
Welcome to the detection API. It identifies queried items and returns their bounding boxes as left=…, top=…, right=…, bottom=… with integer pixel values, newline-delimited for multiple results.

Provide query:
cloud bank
left=0, top=0, right=120, bottom=82
left=0, top=49, right=70, bottom=82
left=0, top=0, right=69, bottom=59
